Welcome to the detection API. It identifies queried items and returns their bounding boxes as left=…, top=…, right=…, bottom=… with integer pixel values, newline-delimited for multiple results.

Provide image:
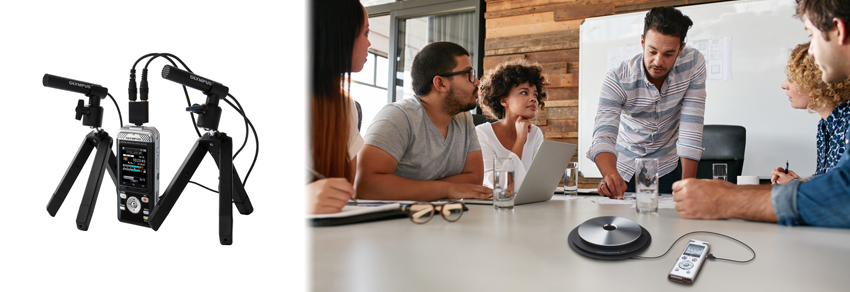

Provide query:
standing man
left=588, top=7, right=707, bottom=198
left=355, top=41, right=492, bottom=201
left=672, top=0, right=850, bottom=228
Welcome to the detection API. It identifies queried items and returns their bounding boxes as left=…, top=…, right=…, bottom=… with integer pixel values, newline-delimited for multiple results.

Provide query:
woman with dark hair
left=477, top=59, right=547, bottom=188
left=308, top=0, right=370, bottom=214
left=772, top=42, right=850, bottom=184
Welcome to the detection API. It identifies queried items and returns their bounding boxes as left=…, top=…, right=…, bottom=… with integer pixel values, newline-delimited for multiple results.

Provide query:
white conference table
left=311, top=195, right=850, bottom=291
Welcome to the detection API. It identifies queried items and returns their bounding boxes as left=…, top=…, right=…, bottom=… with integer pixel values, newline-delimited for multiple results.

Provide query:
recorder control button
left=678, top=261, right=694, bottom=269
left=686, top=271, right=691, bottom=274
left=127, top=197, right=142, bottom=214
left=141, top=197, right=149, bottom=203
left=119, top=192, right=127, bottom=199
left=681, top=256, right=687, bottom=260
left=692, top=258, right=697, bottom=262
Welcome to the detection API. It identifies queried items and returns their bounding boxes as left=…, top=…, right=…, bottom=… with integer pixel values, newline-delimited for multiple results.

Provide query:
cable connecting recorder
left=116, top=126, right=160, bottom=226
left=569, top=217, right=756, bottom=285
left=668, top=239, right=710, bottom=285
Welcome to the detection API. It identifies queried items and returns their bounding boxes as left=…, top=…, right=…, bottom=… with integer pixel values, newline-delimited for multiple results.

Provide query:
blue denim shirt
left=772, top=134, right=850, bottom=228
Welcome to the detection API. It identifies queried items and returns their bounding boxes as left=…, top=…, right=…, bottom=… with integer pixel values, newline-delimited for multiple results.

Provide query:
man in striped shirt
left=588, top=7, right=707, bottom=198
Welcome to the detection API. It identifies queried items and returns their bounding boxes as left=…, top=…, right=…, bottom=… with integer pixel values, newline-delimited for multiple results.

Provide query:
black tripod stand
left=148, top=68, right=253, bottom=245
left=45, top=75, right=119, bottom=231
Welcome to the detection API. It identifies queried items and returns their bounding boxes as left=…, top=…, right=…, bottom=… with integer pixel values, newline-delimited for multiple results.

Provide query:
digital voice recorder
left=116, top=126, right=160, bottom=227
left=668, top=239, right=710, bottom=285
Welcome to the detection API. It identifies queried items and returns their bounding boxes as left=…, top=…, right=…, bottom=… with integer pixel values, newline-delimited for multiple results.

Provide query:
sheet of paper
left=687, top=37, right=733, bottom=81
left=606, top=37, right=732, bottom=81
left=306, top=203, right=401, bottom=219
left=590, top=195, right=677, bottom=209
left=551, top=196, right=585, bottom=201
left=657, top=196, right=677, bottom=209
left=606, top=45, right=642, bottom=71
left=591, top=197, right=635, bottom=205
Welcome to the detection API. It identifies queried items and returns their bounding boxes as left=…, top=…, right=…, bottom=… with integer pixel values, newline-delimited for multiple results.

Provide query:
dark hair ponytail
left=310, top=0, right=365, bottom=182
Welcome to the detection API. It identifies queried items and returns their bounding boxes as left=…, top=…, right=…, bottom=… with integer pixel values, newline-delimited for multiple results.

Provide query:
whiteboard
left=578, top=0, right=814, bottom=179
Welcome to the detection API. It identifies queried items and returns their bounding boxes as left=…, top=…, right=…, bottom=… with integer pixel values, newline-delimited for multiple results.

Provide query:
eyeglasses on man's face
left=438, top=68, right=476, bottom=83
left=403, top=201, right=465, bottom=224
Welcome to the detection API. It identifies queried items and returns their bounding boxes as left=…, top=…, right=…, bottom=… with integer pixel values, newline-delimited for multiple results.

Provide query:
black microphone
left=43, top=74, right=108, bottom=99
left=161, top=65, right=228, bottom=130
left=161, top=65, right=228, bottom=96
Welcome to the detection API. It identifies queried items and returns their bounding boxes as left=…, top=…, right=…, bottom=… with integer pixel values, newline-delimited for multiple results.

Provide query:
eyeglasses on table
left=402, top=201, right=466, bottom=224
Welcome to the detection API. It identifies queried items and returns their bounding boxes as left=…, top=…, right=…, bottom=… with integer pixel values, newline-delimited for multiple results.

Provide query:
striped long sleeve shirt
left=587, top=46, right=707, bottom=181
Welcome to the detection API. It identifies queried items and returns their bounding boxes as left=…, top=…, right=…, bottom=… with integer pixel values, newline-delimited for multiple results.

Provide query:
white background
left=578, top=0, right=814, bottom=178
left=0, top=1, right=306, bottom=290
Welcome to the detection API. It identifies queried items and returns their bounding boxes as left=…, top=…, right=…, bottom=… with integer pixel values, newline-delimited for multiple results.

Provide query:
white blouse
left=346, top=94, right=364, bottom=160
left=475, top=122, right=544, bottom=189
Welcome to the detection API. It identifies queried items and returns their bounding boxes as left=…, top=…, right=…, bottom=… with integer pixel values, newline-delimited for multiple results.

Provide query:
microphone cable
left=224, top=94, right=258, bottom=185
left=630, top=231, right=755, bottom=263
left=136, top=53, right=202, bottom=137
left=130, top=53, right=259, bottom=192
left=106, top=92, right=123, bottom=130
left=185, top=95, right=260, bottom=193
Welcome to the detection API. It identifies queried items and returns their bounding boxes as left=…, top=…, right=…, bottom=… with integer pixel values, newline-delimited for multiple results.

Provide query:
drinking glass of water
left=564, top=162, right=578, bottom=196
left=713, top=163, right=728, bottom=181
left=634, top=158, right=658, bottom=214
left=493, top=157, right=516, bottom=210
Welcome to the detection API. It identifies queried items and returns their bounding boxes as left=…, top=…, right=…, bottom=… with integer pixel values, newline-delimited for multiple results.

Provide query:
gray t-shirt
left=363, top=97, right=481, bottom=181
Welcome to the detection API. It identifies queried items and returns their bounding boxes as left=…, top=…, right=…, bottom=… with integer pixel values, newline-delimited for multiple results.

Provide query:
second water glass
left=493, top=157, right=516, bottom=210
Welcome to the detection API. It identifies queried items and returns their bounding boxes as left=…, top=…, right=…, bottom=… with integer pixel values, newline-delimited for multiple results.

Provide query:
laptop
left=464, top=141, right=577, bottom=205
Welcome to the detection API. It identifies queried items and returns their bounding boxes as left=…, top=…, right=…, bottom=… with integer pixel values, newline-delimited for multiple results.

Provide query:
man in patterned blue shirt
left=673, top=0, right=850, bottom=228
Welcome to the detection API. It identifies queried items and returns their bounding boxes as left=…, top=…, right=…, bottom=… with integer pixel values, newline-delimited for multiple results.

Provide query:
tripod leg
left=208, top=140, right=253, bottom=215
left=75, top=136, right=112, bottom=231
left=47, top=134, right=95, bottom=217
left=230, top=169, right=253, bottom=215
left=217, top=136, right=234, bottom=245
left=106, top=150, right=119, bottom=187
left=148, top=140, right=207, bottom=231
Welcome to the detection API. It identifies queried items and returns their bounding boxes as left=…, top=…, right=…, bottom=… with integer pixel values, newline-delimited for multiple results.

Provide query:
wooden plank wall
left=482, top=0, right=730, bottom=187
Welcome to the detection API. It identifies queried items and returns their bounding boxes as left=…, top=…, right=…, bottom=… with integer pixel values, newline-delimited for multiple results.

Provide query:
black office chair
left=472, top=114, right=496, bottom=126
left=695, top=125, right=746, bottom=184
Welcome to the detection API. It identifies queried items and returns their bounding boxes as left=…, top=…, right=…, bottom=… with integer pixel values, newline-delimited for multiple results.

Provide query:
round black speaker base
left=568, top=224, right=652, bottom=260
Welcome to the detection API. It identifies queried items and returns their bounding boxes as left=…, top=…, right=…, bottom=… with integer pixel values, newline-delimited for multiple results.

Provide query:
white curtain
left=428, top=11, right=475, bottom=54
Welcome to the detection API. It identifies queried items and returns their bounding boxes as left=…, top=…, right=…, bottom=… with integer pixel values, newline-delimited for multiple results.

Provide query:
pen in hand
left=307, top=168, right=357, bottom=203
left=785, top=161, right=789, bottom=174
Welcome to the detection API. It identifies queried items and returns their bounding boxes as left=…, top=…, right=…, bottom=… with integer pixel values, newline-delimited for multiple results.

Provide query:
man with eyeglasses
left=588, top=7, right=707, bottom=198
left=355, top=41, right=492, bottom=201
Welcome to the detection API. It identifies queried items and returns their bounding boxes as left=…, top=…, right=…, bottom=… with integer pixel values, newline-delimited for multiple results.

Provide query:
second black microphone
left=161, top=65, right=227, bottom=95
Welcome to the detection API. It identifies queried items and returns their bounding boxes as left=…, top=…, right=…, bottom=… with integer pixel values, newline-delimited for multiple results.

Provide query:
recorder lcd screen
left=684, top=244, right=705, bottom=257
left=120, top=146, right=147, bottom=188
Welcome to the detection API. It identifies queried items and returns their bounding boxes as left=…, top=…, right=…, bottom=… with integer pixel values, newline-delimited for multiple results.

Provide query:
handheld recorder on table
left=668, top=239, right=710, bottom=285
left=116, top=126, right=160, bottom=227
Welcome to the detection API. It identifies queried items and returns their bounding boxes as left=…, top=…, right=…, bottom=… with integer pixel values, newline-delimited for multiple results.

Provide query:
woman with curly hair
left=476, top=59, right=547, bottom=188
left=772, top=42, right=850, bottom=184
